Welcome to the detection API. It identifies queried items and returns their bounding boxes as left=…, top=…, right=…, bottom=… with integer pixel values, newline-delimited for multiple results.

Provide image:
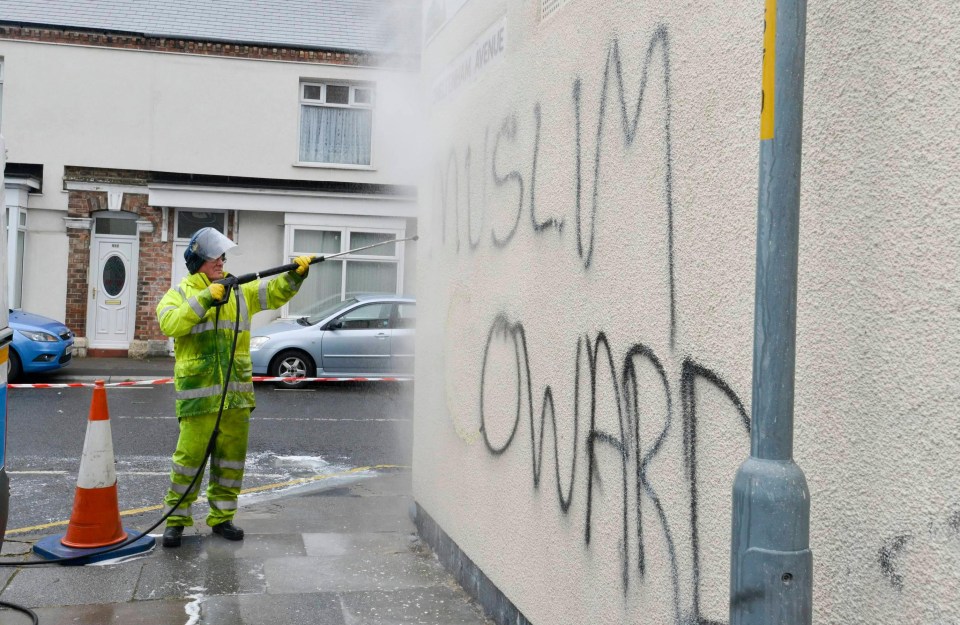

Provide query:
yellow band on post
left=761, top=0, right=776, bottom=140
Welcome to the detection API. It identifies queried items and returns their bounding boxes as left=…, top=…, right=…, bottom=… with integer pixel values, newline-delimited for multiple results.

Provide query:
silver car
left=250, top=294, right=415, bottom=386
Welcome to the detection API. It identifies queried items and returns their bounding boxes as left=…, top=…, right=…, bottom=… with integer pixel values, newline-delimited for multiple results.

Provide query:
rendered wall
left=19, top=207, right=67, bottom=320
left=0, top=39, right=420, bottom=212
left=413, top=2, right=959, bottom=624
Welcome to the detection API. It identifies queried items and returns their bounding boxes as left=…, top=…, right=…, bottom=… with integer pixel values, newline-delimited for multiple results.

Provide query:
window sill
left=293, top=162, right=377, bottom=171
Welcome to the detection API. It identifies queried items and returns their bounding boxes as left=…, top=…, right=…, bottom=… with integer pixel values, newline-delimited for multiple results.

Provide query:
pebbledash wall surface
left=412, top=2, right=959, bottom=625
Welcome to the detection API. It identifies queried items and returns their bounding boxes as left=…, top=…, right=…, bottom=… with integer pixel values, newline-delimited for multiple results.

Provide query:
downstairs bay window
left=284, top=226, right=403, bottom=319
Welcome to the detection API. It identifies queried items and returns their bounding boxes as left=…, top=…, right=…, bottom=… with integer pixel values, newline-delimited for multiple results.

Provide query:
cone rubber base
left=33, top=530, right=154, bottom=565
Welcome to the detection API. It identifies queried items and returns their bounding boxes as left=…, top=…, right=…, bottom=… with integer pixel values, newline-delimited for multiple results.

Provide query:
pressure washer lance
left=210, top=235, right=419, bottom=307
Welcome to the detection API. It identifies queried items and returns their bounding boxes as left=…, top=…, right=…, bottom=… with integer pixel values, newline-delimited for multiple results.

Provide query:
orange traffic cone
left=60, top=380, right=127, bottom=548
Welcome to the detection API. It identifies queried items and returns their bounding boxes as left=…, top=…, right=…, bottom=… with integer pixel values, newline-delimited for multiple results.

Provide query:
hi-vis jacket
left=156, top=271, right=304, bottom=417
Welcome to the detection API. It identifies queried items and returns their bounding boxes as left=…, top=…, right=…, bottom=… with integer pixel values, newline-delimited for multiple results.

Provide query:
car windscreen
left=305, top=298, right=360, bottom=326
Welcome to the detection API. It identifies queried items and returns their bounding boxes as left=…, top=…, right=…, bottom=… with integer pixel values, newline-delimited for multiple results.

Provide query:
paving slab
left=0, top=560, right=144, bottom=607
left=302, top=532, right=420, bottom=558
left=198, top=592, right=346, bottom=625
left=342, top=471, right=413, bottom=497
left=0, top=471, right=494, bottom=625
left=339, top=586, right=493, bottom=625
left=29, top=599, right=190, bottom=625
left=262, top=543, right=448, bottom=595
left=135, top=553, right=267, bottom=600
left=239, top=494, right=414, bottom=534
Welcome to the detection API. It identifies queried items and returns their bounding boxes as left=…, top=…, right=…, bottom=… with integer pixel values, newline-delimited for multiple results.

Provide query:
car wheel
left=7, top=349, right=21, bottom=382
left=270, top=350, right=315, bottom=389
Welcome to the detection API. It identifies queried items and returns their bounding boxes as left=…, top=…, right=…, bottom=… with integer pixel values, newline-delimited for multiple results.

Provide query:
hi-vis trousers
left=163, top=408, right=250, bottom=528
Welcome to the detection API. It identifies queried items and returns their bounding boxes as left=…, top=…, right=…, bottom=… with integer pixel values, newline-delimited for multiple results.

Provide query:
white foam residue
left=87, top=546, right=157, bottom=566
left=184, top=590, right=207, bottom=625
left=246, top=452, right=353, bottom=479
left=271, top=454, right=337, bottom=471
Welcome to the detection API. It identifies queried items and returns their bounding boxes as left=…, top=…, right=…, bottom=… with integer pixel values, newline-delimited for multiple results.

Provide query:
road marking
left=256, top=417, right=411, bottom=422
left=7, top=470, right=68, bottom=475
left=9, top=470, right=289, bottom=478
left=115, top=415, right=411, bottom=422
left=4, top=464, right=409, bottom=535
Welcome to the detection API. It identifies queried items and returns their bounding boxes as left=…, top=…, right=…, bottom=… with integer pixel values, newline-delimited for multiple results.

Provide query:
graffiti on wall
left=432, top=25, right=752, bottom=625
left=478, top=315, right=748, bottom=624
left=878, top=510, right=960, bottom=592
left=435, top=26, right=677, bottom=346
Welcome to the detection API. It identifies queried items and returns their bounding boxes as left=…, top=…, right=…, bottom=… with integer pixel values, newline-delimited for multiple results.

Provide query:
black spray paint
left=479, top=317, right=750, bottom=624
left=433, top=27, right=678, bottom=346
left=441, top=25, right=746, bottom=625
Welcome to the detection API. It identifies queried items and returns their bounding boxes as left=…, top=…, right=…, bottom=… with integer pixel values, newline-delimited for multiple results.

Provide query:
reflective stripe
left=163, top=505, right=192, bottom=517
left=159, top=305, right=178, bottom=318
left=213, top=458, right=246, bottom=471
left=176, top=384, right=223, bottom=400
left=213, top=476, right=243, bottom=488
left=237, top=289, right=249, bottom=324
left=190, top=321, right=216, bottom=334
left=177, top=287, right=187, bottom=299
left=284, top=273, right=301, bottom=292
left=76, top=421, right=117, bottom=488
left=258, top=280, right=269, bottom=310
left=188, top=296, right=206, bottom=318
left=209, top=499, right=238, bottom=511
left=189, top=319, right=247, bottom=335
left=172, top=462, right=200, bottom=477
left=174, top=381, right=252, bottom=401
left=227, top=382, right=254, bottom=394
left=169, top=481, right=198, bottom=495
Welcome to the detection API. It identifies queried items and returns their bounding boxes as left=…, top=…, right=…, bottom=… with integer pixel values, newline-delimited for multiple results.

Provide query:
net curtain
left=299, top=106, right=372, bottom=165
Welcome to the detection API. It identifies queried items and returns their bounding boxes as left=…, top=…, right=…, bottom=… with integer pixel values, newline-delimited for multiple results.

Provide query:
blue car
left=8, top=309, right=75, bottom=381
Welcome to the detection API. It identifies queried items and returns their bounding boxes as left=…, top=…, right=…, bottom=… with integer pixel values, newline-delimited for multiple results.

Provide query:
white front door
left=87, top=237, right=138, bottom=348
left=171, top=241, right=189, bottom=290
left=165, top=241, right=190, bottom=355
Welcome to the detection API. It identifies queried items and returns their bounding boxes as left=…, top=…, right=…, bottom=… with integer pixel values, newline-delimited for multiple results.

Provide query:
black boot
left=162, top=525, right=184, bottom=548
left=212, top=520, right=244, bottom=541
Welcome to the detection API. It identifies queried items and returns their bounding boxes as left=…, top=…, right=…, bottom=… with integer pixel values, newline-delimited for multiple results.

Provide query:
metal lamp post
left=730, top=0, right=813, bottom=623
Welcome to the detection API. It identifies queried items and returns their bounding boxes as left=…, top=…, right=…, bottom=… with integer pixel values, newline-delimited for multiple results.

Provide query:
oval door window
left=102, top=255, right=126, bottom=297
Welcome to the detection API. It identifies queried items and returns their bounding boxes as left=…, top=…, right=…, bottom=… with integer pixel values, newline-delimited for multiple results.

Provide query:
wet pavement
left=0, top=358, right=491, bottom=625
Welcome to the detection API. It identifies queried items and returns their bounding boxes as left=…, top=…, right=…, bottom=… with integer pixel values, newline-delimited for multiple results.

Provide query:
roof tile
left=0, top=0, right=420, bottom=53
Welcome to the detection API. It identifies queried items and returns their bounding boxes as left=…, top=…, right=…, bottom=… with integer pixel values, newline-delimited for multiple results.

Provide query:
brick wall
left=0, top=25, right=401, bottom=68
left=127, top=194, right=170, bottom=342
left=65, top=191, right=99, bottom=336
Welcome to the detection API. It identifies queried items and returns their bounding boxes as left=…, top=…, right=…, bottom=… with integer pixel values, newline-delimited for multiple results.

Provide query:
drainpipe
left=730, top=0, right=812, bottom=623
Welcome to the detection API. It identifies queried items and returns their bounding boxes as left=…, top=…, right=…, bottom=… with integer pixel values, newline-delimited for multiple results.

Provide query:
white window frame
left=281, top=219, right=405, bottom=319
left=6, top=205, right=25, bottom=309
left=173, top=209, right=229, bottom=241
left=169, top=209, right=230, bottom=302
left=0, top=57, right=5, bottom=131
left=296, top=80, right=376, bottom=170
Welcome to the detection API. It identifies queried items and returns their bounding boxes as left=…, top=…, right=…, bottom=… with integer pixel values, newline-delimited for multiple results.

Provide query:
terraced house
left=0, top=0, right=420, bottom=356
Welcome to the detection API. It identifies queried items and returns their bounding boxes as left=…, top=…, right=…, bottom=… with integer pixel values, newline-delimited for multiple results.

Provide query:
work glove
left=292, top=255, right=315, bottom=276
left=209, top=283, right=225, bottom=302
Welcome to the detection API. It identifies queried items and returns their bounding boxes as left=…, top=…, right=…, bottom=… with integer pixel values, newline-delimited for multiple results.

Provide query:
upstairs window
left=0, top=58, right=4, bottom=130
left=299, top=82, right=374, bottom=166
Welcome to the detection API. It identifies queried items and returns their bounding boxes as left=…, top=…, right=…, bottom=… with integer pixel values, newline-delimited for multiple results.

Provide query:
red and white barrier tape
left=9, top=376, right=412, bottom=389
